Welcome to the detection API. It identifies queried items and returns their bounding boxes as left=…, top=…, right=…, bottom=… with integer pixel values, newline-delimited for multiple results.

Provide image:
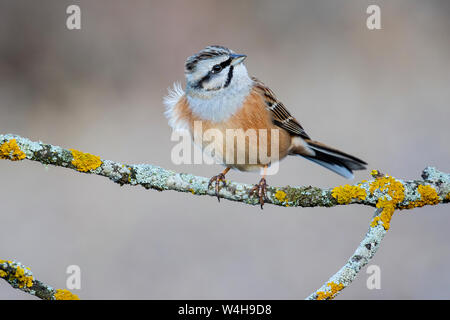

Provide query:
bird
left=164, top=45, right=367, bottom=208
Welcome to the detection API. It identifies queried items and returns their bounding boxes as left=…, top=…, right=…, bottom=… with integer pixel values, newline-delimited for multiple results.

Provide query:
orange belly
left=173, top=91, right=292, bottom=170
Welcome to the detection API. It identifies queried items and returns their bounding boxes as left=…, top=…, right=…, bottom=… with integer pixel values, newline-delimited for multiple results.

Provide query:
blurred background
left=0, top=0, right=449, bottom=299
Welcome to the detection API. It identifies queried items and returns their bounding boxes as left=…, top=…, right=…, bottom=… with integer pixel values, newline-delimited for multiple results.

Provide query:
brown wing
left=251, top=77, right=310, bottom=140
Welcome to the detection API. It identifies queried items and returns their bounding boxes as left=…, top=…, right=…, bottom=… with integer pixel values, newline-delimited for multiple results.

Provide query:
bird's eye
left=212, top=64, right=223, bottom=73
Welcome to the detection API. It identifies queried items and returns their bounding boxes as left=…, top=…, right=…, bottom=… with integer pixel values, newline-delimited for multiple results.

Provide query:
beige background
left=0, top=0, right=449, bottom=299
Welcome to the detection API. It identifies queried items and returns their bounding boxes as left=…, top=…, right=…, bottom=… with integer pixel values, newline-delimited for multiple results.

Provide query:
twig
left=306, top=208, right=386, bottom=299
left=0, top=259, right=79, bottom=300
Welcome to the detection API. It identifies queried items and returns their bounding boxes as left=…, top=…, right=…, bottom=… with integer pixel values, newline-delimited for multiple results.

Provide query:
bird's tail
left=297, top=139, right=367, bottom=179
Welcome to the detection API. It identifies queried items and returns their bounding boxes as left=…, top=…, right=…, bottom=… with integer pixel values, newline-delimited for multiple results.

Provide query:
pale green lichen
left=400, top=184, right=441, bottom=209
left=134, top=164, right=172, bottom=191
left=282, top=186, right=333, bottom=207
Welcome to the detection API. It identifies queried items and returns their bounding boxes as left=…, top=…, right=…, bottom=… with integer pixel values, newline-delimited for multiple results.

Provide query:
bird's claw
left=208, top=173, right=226, bottom=202
left=249, top=178, right=268, bottom=209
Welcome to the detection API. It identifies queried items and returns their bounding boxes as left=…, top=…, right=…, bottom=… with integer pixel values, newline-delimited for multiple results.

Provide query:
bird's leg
left=208, top=167, right=231, bottom=202
left=250, top=165, right=269, bottom=209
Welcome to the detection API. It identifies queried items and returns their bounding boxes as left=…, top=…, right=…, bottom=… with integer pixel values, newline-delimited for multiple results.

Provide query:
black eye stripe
left=219, top=58, right=232, bottom=69
left=212, top=58, right=232, bottom=73
left=193, top=57, right=233, bottom=89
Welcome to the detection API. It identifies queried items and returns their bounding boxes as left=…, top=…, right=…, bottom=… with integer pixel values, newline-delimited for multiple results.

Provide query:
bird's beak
left=230, top=53, right=247, bottom=66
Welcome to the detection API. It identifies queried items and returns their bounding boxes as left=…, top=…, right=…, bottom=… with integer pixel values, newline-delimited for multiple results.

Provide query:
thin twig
left=0, top=259, right=79, bottom=300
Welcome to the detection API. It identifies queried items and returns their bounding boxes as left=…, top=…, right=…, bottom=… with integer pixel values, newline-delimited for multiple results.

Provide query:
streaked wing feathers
left=251, top=77, right=310, bottom=139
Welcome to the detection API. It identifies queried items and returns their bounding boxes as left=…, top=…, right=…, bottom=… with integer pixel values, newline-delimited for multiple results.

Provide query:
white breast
left=185, top=64, right=253, bottom=122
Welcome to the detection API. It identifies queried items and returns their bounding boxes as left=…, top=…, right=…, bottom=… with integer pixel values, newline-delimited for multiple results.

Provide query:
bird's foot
left=249, top=177, right=268, bottom=209
left=208, top=173, right=227, bottom=202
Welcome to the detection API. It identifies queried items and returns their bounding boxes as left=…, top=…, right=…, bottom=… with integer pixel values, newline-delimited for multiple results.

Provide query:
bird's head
left=184, top=45, right=248, bottom=95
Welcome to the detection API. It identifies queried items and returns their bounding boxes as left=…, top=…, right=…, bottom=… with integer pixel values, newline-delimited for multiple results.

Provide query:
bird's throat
left=186, top=78, right=253, bottom=122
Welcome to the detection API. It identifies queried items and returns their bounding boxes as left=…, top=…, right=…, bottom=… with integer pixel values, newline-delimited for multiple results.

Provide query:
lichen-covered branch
left=306, top=208, right=386, bottom=300
left=1, top=134, right=449, bottom=210
left=0, top=259, right=79, bottom=300
left=1, top=133, right=449, bottom=300
left=307, top=167, right=450, bottom=299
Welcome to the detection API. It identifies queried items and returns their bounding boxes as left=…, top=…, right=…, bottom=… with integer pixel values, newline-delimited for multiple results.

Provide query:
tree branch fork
left=1, top=133, right=449, bottom=300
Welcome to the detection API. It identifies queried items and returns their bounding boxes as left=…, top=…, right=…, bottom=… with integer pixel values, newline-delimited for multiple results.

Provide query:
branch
left=0, top=259, right=79, bottom=300
left=307, top=167, right=450, bottom=299
left=1, top=133, right=449, bottom=300
left=306, top=208, right=386, bottom=300
left=1, top=134, right=449, bottom=209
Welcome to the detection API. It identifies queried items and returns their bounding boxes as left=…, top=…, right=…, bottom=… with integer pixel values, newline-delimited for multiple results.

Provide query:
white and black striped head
left=182, top=46, right=253, bottom=122
left=185, top=46, right=249, bottom=94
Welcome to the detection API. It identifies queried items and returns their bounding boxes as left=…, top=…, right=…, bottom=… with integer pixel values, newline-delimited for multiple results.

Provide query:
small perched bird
left=165, top=45, right=367, bottom=208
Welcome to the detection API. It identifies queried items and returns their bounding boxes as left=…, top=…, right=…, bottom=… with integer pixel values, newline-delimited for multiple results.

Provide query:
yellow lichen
left=316, top=282, right=345, bottom=300
left=369, top=175, right=404, bottom=203
left=400, top=185, right=441, bottom=209
left=69, top=149, right=102, bottom=172
left=331, top=184, right=366, bottom=204
left=417, top=185, right=440, bottom=205
left=13, top=266, right=33, bottom=288
left=0, top=260, right=12, bottom=264
left=371, top=198, right=396, bottom=229
left=54, top=289, right=80, bottom=300
left=0, top=139, right=26, bottom=161
left=0, top=260, right=33, bottom=288
left=275, top=190, right=287, bottom=202
left=369, top=174, right=405, bottom=230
